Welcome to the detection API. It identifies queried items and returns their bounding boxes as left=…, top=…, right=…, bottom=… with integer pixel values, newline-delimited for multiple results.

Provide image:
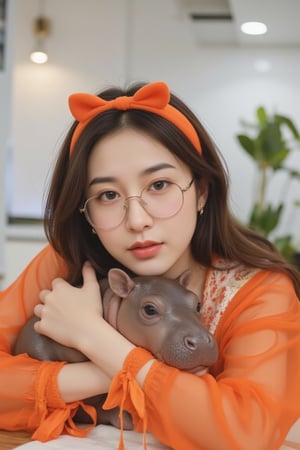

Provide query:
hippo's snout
left=184, top=329, right=214, bottom=351
left=158, top=328, right=218, bottom=372
left=184, top=336, right=198, bottom=351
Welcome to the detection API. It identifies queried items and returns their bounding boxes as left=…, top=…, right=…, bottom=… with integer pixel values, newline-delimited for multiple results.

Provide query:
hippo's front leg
left=74, top=394, right=133, bottom=430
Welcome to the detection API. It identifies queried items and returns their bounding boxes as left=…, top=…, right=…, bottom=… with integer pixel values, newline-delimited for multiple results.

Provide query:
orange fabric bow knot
left=32, top=400, right=97, bottom=441
left=68, top=81, right=202, bottom=154
left=103, top=369, right=148, bottom=450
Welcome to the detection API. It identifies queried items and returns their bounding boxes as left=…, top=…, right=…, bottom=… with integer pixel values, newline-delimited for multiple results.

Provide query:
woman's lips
left=129, top=241, right=162, bottom=259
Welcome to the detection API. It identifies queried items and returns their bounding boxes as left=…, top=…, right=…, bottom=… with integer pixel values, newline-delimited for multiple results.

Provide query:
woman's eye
left=150, top=180, right=169, bottom=192
left=96, top=191, right=119, bottom=202
left=143, top=304, right=158, bottom=316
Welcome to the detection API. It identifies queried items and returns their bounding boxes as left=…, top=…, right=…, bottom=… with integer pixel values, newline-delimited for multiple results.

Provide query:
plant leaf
left=236, top=135, right=256, bottom=160
left=256, top=106, right=268, bottom=124
left=269, top=148, right=290, bottom=169
left=283, top=168, right=300, bottom=180
left=274, top=235, right=297, bottom=262
left=256, top=122, right=290, bottom=168
left=249, top=203, right=283, bottom=236
left=274, top=114, right=300, bottom=140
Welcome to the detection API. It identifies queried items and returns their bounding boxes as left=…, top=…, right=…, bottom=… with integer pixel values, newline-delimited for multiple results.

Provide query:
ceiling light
left=30, top=16, right=51, bottom=64
left=240, top=21, right=267, bottom=36
left=254, top=59, right=272, bottom=73
left=30, top=50, right=48, bottom=64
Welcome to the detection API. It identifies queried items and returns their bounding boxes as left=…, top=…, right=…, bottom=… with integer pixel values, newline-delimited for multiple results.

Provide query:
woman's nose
left=124, top=197, right=153, bottom=230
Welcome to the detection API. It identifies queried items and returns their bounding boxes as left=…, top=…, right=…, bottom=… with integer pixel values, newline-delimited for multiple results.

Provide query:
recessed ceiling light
left=30, top=50, right=48, bottom=64
left=241, top=21, right=267, bottom=35
left=254, top=59, right=272, bottom=73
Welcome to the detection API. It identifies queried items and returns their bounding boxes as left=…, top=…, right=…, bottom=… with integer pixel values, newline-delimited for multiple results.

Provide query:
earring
left=92, top=227, right=97, bottom=234
left=199, top=207, right=204, bottom=216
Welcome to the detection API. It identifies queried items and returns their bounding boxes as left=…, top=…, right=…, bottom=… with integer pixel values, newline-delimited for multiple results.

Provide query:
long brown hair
left=44, top=82, right=300, bottom=298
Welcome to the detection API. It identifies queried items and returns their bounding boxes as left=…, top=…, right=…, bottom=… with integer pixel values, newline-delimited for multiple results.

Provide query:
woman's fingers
left=33, top=303, right=43, bottom=318
left=82, top=261, right=98, bottom=286
left=35, top=289, right=51, bottom=318
left=39, top=289, right=50, bottom=303
left=82, top=261, right=102, bottom=303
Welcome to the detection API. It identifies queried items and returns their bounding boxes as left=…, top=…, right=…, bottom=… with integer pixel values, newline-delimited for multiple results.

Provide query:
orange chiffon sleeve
left=0, top=244, right=95, bottom=438
left=115, top=269, right=300, bottom=450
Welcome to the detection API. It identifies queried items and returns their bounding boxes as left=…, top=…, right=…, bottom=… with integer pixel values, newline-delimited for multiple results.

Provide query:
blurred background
left=1, top=0, right=300, bottom=288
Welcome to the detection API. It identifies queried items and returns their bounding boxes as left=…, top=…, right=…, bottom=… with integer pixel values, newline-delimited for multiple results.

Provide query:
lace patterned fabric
left=202, top=259, right=259, bottom=334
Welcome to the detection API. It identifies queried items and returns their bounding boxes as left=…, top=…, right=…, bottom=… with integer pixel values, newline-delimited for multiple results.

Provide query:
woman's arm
left=0, top=245, right=112, bottom=437
left=33, top=267, right=300, bottom=450
left=136, top=271, right=300, bottom=450
left=58, top=360, right=111, bottom=403
left=0, top=246, right=65, bottom=429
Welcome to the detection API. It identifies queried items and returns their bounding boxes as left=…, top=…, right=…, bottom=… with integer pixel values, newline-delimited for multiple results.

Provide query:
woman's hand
left=34, top=261, right=102, bottom=351
left=34, top=261, right=138, bottom=378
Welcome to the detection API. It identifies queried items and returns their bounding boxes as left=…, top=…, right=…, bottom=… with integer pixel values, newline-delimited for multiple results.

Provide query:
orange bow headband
left=68, top=81, right=202, bottom=154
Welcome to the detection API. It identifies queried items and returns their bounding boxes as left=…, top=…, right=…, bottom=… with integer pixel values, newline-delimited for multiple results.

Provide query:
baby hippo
left=13, top=268, right=218, bottom=429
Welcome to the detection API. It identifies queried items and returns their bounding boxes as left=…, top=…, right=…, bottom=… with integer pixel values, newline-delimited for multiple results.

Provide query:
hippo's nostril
left=184, top=336, right=197, bottom=350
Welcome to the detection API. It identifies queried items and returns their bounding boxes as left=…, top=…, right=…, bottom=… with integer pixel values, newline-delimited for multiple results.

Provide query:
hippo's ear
left=108, top=268, right=136, bottom=297
left=177, top=269, right=191, bottom=288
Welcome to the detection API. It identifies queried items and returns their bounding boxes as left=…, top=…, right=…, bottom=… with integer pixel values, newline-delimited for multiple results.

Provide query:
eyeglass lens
left=83, top=180, right=193, bottom=230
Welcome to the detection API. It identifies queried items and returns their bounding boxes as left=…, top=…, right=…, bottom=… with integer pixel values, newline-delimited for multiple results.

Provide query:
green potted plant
left=236, top=106, right=300, bottom=268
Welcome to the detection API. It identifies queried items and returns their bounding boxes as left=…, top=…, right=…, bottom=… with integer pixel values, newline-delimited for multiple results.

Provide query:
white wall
left=0, top=0, right=15, bottom=282
left=3, top=234, right=47, bottom=289
left=9, top=0, right=128, bottom=218
left=1, top=0, right=300, bottom=287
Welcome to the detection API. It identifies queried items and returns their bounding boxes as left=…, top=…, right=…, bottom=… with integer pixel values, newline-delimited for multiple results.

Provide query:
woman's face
left=86, top=128, right=206, bottom=279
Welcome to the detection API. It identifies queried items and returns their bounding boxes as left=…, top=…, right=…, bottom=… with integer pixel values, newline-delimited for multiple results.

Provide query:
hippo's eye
left=196, top=302, right=201, bottom=313
left=143, top=304, right=158, bottom=316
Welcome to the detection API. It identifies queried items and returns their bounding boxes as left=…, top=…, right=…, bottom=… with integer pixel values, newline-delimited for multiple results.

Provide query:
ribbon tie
left=68, top=81, right=202, bottom=154
left=32, top=400, right=97, bottom=441
left=103, top=369, right=148, bottom=450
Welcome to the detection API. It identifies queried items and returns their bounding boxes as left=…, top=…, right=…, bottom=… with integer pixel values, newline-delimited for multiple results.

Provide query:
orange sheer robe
left=0, top=244, right=300, bottom=450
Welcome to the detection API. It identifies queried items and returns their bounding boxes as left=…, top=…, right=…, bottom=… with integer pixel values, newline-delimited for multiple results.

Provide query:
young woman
left=0, top=81, right=299, bottom=450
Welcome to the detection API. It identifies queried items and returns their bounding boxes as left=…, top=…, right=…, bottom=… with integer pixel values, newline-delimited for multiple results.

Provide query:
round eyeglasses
left=80, top=178, right=195, bottom=231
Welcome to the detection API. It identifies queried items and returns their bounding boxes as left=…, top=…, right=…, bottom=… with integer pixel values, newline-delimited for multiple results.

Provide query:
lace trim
left=201, top=259, right=259, bottom=334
